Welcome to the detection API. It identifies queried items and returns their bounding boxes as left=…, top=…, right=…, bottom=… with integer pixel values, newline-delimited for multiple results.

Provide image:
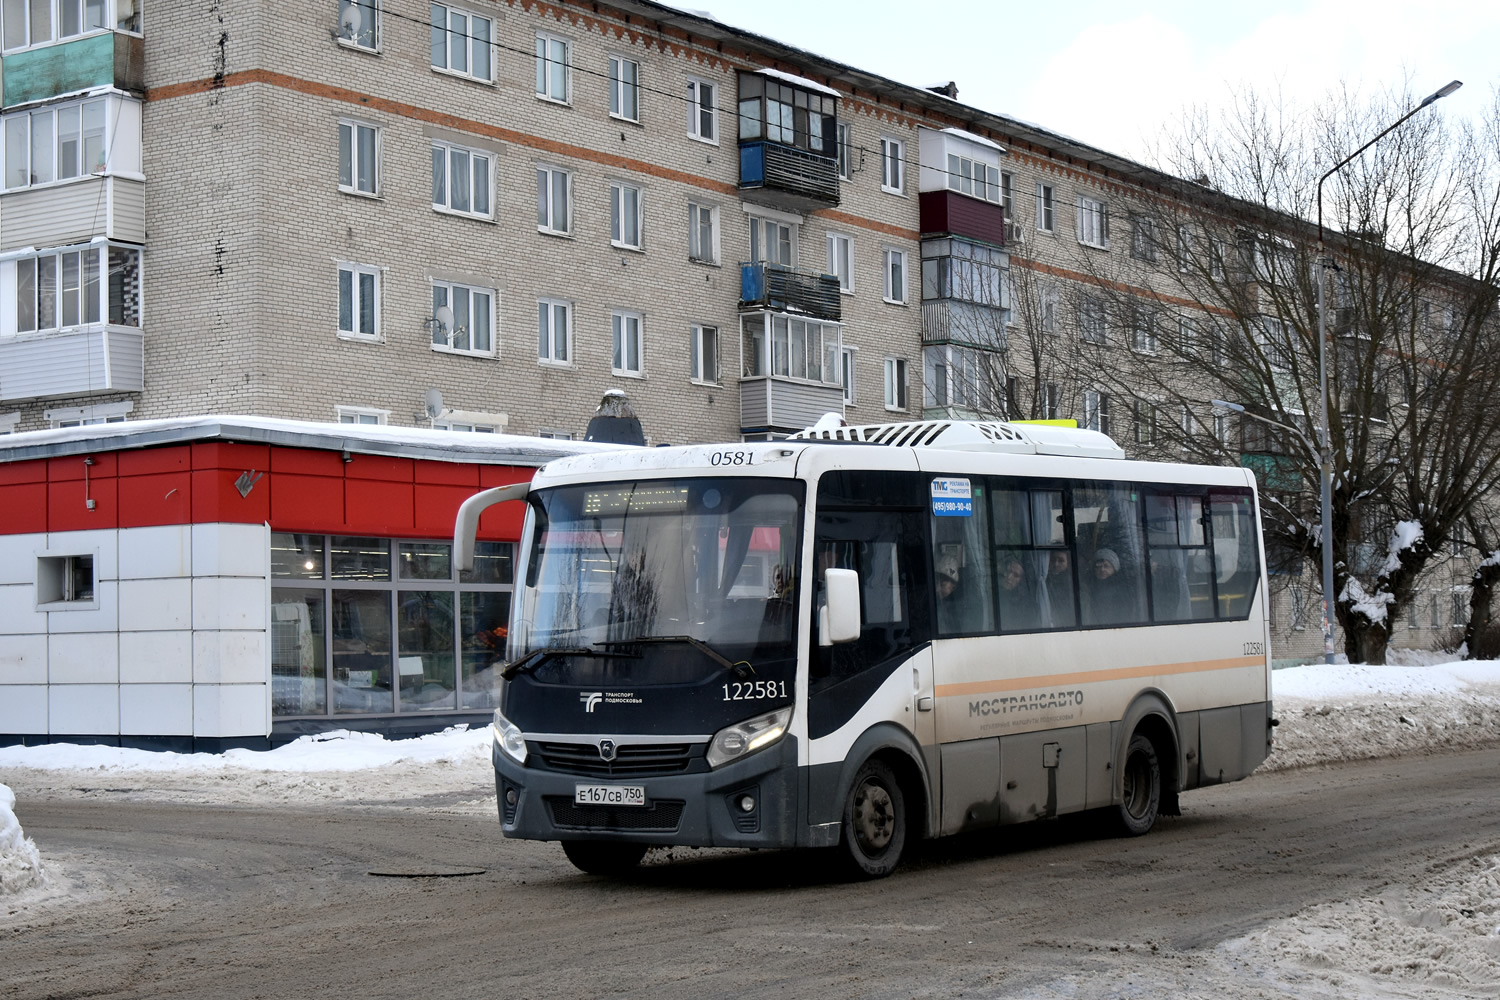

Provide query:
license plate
left=575, top=784, right=646, bottom=807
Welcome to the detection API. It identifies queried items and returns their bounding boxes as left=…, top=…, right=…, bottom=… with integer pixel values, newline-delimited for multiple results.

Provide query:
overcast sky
left=697, top=0, right=1496, bottom=164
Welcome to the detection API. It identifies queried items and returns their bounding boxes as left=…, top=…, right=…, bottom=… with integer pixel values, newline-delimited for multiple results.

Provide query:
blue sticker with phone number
left=931, top=478, right=973, bottom=517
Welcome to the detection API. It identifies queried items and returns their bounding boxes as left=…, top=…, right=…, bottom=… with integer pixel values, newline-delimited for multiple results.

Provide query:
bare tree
left=1069, top=83, right=1500, bottom=664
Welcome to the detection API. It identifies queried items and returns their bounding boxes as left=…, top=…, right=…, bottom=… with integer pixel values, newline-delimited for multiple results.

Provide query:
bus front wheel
left=1116, top=733, right=1161, bottom=836
left=561, top=840, right=648, bottom=876
left=839, top=758, right=907, bottom=879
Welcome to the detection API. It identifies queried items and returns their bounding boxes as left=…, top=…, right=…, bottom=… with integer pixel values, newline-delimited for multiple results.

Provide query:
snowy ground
left=5, top=654, right=1500, bottom=997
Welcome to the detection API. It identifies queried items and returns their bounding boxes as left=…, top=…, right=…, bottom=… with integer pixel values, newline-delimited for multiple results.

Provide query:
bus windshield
left=513, top=478, right=803, bottom=664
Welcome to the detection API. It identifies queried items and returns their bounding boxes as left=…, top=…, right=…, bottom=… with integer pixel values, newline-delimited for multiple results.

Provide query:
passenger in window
left=1045, top=549, right=1076, bottom=627
left=997, top=555, right=1041, bottom=631
left=935, top=554, right=966, bottom=633
left=1084, top=547, right=1133, bottom=625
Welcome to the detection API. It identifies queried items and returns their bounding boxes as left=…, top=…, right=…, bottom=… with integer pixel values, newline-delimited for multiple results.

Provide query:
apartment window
left=1036, top=182, right=1054, bottom=232
left=946, top=153, right=1000, bottom=202
left=1083, top=390, right=1110, bottom=435
left=1005, top=376, right=1020, bottom=420
left=690, top=324, right=718, bottom=384
left=1453, top=592, right=1469, bottom=627
left=687, top=78, right=716, bottom=142
left=1177, top=224, right=1194, bottom=273
left=1076, top=194, right=1109, bottom=249
left=740, top=314, right=840, bottom=383
left=46, top=401, right=129, bottom=427
left=537, top=429, right=573, bottom=440
left=1130, top=216, right=1158, bottom=261
left=434, top=420, right=498, bottom=433
left=749, top=215, right=795, bottom=266
left=837, top=122, right=853, bottom=180
left=884, top=357, right=907, bottom=410
left=0, top=412, right=18, bottom=435
left=431, top=282, right=493, bottom=355
left=536, top=166, right=570, bottom=234
left=884, top=249, right=907, bottom=304
left=338, top=263, right=380, bottom=340
left=840, top=346, right=856, bottom=404
left=827, top=233, right=853, bottom=292
left=688, top=202, right=718, bottom=264
left=535, top=32, right=569, bottom=102
left=735, top=72, right=835, bottom=154
left=1256, top=316, right=1292, bottom=371
left=1000, top=170, right=1014, bottom=222
left=1214, top=413, right=1231, bottom=446
left=338, top=120, right=379, bottom=195
left=1079, top=295, right=1107, bottom=345
left=431, top=142, right=492, bottom=217
left=880, top=138, right=904, bottom=194
left=1131, top=308, right=1157, bottom=353
left=611, top=310, right=643, bottom=376
left=537, top=298, right=571, bottom=364
left=336, top=406, right=388, bottom=425
left=3, top=0, right=124, bottom=50
left=609, top=181, right=644, bottom=250
left=10, top=243, right=139, bottom=335
left=336, top=0, right=378, bottom=50
left=1134, top=400, right=1157, bottom=445
left=1040, top=284, right=1059, bottom=335
left=609, top=55, right=640, bottom=121
left=1042, top=382, right=1060, bottom=420
left=3, top=96, right=107, bottom=190
left=430, top=4, right=492, bottom=82
left=924, top=344, right=994, bottom=412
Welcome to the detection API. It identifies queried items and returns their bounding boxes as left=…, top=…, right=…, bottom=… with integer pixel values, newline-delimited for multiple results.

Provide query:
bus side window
left=1210, top=493, right=1259, bottom=618
left=1074, top=484, right=1148, bottom=627
left=1145, top=493, right=1214, bottom=622
left=932, top=483, right=993, bottom=636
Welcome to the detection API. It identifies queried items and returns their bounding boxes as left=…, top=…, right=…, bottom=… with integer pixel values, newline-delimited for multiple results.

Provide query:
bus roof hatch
left=789, top=420, right=1126, bottom=460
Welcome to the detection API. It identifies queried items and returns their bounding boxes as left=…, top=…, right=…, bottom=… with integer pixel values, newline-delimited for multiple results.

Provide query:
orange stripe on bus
left=932, top=655, right=1264, bottom=698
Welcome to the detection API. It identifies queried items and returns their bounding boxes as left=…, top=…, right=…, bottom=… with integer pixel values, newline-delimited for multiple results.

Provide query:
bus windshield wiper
left=594, top=635, right=754, bottom=678
left=500, top=646, right=627, bottom=680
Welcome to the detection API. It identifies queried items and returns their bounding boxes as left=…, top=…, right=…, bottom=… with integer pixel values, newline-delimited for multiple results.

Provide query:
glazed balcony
left=740, top=262, right=841, bottom=322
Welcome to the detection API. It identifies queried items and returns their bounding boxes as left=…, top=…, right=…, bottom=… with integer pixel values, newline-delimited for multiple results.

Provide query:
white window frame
left=1083, top=390, right=1110, bottom=436
left=687, top=201, right=719, bottom=265
left=945, top=152, right=1000, bottom=203
left=537, top=297, right=572, bottom=366
left=535, top=31, right=570, bottom=104
left=610, top=180, right=644, bottom=251
left=431, top=141, right=493, bottom=219
left=880, top=137, right=904, bottom=195
left=690, top=323, right=719, bottom=384
left=1000, top=170, right=1014, bottom=221
left=840, top=345, right=857, bottom=405
left=1130, top=215, right=1158, bottom=262
left=884, top=356, right=907, bottom=411
left=1133, top=399, right=1158, bottom=445
left=338, top=119, right=380, bottom=196
left=608, top=54, right=640, bottom=123
left=0, top=411, right=18, bottom=434
left=1040, top=283, right=1059, bottom=335
left=747, top=212, right=797, bottom=267
left=335, top=0, right=379, bottom=52
left=45, top=400, right=131, bottom=427
left=1076, top=193, right=1109, bottom=249
left=536, top=164, right=571, bottom=235
left=883, top=248, right=908, bottom=305
left=537, top=428, right=573, bottom=440
left=430, top=3, right=492, bottom=83
left=611, top=309, right=644, bottom=377
left=3, top=95, right=113, bottom=191
left=9, top=243, right=142, bottom=335
left=3, top=0, right=127, bottom=52
left=1131, top=308, right=1157, bottom=354
left=827, top=232, right=853, bottom=293
left=836, top=122, right=853, bottom=180
left=336, top=405, right=389, bottom=425
left=430, top=281, right=495, bottom=356
left=1043, top=383, right=1060, bottom=420
left=686, top=77, right=717, bottom=144
left=1079, top=295, right=1107, bottom=345
left=337, top=262, right=381, bottom=341
left=1036, top=181, right=1054, bottom=233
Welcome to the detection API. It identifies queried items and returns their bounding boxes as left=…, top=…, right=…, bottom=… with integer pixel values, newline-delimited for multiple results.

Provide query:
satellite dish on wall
left=338, top=3, right=363, bottom=37
left=424, top=388, right=444, bottom=419
left=435, top=305, right=454, bottom=332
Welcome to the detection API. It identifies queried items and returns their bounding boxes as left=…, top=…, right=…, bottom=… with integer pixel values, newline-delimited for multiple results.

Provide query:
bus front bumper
left=492, top=735, right=801, bottom=848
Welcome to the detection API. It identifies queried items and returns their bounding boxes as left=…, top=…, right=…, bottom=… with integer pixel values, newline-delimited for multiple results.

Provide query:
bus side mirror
left=820, top=568, right=861, bottom=646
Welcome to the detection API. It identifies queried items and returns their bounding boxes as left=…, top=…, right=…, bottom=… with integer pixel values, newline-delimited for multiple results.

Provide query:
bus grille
left=533, top=741, right=698, bottom=777
left=546, top=797, right=685, bottom=832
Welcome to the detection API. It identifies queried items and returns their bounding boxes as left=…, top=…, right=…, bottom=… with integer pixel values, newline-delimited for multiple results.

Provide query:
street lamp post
left=1309, top=79, right=1461, bottom=664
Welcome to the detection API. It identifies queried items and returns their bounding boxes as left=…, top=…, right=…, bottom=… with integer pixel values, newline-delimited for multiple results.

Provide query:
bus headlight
left=492, top=709, right=527, bottom=765
left=707, top=707, right=791, bottom=769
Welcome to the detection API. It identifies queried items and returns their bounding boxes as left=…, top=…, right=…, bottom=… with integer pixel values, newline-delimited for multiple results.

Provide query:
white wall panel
left=49, top=631, right=119, bottom=684
left=0, top=632, right=47, bottom=684
left=119, top=578, right=192, bottom=631
left=49, top=684, right=118, bottom=734
left=193, top=684, right=269, bottom=738
left=0, top=533, right=45, bottom=585
left=192, top=577, right=266, bottom=631
left=119, top=630, right=193, bottom=684
left=193, top=630, right=268, bottom=685
left=118, top=524, right=192, bottom=580
left=0, top=583, right=47, bottom=634
left=192, top=523, right=270, bottom=578
left=0, top=684, right=46, bottom=733
left=120, top=683, right=193, bottom=736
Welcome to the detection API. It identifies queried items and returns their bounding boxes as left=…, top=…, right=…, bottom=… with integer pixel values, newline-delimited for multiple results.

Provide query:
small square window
left=37, top=554, right=95, bottom=606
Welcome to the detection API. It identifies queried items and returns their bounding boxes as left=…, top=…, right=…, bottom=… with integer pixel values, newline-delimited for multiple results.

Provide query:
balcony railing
left=738, top=141, right=840, bottom=210
left=741, top=262, right=841, bottom=322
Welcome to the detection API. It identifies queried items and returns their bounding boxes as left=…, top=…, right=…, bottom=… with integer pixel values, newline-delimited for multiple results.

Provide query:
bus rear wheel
left=839, top=759, right=907, bottom=879
left=1116, top=733, right=1161, bottom=836
left=561, top=840, right=648, bottom=876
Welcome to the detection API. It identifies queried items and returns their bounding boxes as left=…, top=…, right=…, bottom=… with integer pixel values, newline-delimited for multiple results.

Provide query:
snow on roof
left=754, top=67, right=842, bottom=98
left=0, top=415, right=631, bottom=468
left=940, top=127, right=1006, bottom=153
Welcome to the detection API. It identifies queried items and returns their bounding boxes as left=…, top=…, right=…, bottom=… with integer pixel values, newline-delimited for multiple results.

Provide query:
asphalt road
left=7, top=749, right=1500, bottom=999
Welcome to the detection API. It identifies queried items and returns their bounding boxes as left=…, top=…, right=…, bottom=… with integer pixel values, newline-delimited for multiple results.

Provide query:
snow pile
left=0, top=782, right=45, bottom=895
left=1221, top=855, right=1500, bottom=996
